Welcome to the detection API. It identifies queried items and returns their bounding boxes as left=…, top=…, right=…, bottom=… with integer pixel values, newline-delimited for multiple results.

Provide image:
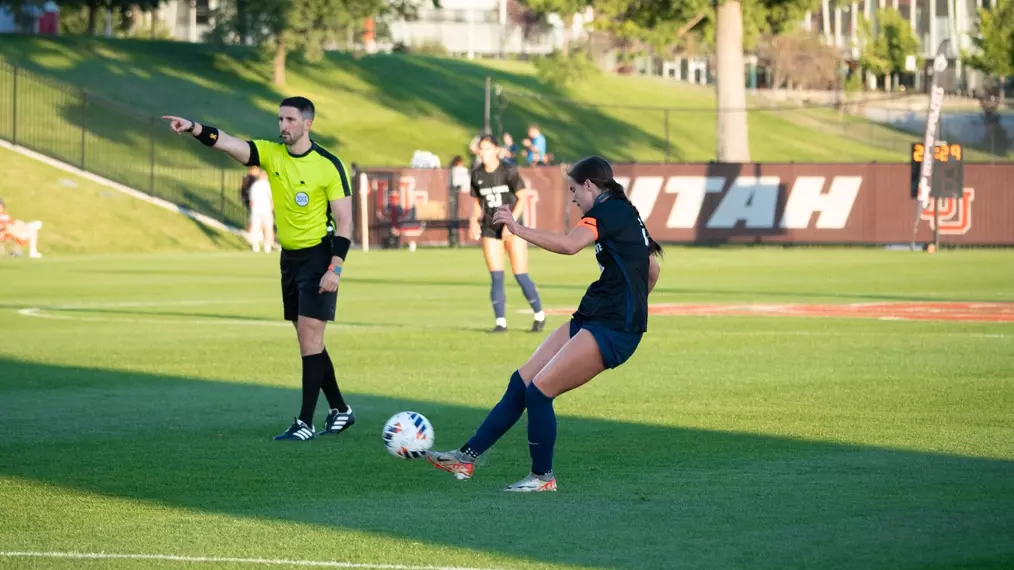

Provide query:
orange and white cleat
left=426, top=449, right=475, bottom=480
left=503, top=472, right=557, bottom=492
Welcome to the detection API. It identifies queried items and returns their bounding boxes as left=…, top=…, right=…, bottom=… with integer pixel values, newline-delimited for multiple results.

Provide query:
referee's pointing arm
left=162, top=115, right=252, bottom=165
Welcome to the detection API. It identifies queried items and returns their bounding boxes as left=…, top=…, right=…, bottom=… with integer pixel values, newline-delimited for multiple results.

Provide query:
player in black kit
left=427, top=155, right=663, bottom=492
left=469, top=135, right=545, bottom=333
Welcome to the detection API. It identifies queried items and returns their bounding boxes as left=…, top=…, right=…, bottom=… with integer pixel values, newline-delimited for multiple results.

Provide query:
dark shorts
left=480, top=216, right=526, bottom=240
left=569, top=317, right=642, bottom=369
left=280, top=241, right=337, bottom=322
left=480, top=223, right=505, bottom=240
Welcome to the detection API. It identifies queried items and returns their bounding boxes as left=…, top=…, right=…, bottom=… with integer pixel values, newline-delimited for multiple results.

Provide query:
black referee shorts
left=280, top=241, right=337, bottom=322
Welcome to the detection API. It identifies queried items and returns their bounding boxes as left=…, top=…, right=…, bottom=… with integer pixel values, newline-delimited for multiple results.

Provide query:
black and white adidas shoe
left=273, top=418, right=316, bottom=441
left=320, top=406, right=356, bottom=436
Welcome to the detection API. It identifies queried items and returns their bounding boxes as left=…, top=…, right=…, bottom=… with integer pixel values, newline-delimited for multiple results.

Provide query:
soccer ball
left=382, top=411, right=434, bottom=460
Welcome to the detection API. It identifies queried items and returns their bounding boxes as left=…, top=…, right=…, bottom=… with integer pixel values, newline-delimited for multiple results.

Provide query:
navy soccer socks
left=462, top=370, right=527, bottom=459
left=490, top=271, right=507, bottom=328
left=514, top=273, right=543, bottom=314
left=525, top=382, right=557, bottom=476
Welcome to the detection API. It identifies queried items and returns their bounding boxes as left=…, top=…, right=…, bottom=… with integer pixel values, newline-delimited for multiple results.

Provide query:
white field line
left=0, top=138, right=248, bottom=238
left=0, top=551, right=503, bottom=570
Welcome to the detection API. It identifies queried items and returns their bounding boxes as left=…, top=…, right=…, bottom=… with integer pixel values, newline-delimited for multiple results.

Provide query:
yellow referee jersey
left=246, top=139, right=352, bottom=251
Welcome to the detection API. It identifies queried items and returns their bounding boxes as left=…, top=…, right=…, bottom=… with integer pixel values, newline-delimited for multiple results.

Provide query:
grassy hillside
left=0, top=146, right=247, bottom=255
left=0, top=35, right=920, bottom=166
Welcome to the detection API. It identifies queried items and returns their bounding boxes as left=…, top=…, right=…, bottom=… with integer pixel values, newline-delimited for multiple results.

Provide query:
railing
left=0, top=58, right=248, bottom=228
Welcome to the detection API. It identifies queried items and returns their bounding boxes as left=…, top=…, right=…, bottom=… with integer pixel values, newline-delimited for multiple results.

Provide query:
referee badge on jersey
left=294, top=192, right=309, bottom=207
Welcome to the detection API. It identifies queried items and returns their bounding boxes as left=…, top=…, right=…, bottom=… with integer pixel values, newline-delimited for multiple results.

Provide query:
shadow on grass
left=1, top=358, right=1012, bottom=569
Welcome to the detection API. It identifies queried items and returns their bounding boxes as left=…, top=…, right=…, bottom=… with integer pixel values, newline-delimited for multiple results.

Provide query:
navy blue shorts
left=569, top=318, right=642, bottom=369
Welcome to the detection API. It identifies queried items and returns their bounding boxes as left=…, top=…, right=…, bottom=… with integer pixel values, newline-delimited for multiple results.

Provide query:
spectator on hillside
left=499, top=132, right=519, bottom=163
left=524, top=124, right=548, bottom=165
left=0, top=198, right=43, bottom=258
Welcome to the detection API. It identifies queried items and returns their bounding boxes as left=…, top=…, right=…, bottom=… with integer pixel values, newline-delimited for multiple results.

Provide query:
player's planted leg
left=503, top=382, right=559, bottom=492
left=275, top=316, right=326, bottom=442
left=514, top=273, right=545, bottom=332
left=490, top=270, right=507, bottom=332
left=319, top=348, right=355, bottom=436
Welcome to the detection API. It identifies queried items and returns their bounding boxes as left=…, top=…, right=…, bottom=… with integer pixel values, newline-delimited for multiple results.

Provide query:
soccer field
left=2, top=247, right=1013, bottom=570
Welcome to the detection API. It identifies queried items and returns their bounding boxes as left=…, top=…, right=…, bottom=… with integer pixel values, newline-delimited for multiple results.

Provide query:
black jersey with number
left=574, top=197, right=652, bottom=333
left=470, top=162, right=525, bottom=230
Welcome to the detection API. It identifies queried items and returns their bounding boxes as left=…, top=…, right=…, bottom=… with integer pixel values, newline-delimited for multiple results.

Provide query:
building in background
left=157, top=0, right=218, bottom=43
left=385, top=0, right=587, bottom=58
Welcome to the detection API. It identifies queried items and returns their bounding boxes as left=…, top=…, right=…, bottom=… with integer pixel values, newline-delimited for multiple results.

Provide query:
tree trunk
left=237, top=0, right=248, bottom=45
left=273, top=40, right=286, bottom=86
left=150, top=8, right=157, bottom=37
left=131, top=5, right=142, bottom=36
left=822, top=0, right=831, bottom=43
left=87, top=2, right=98, bottom=35
left=560, top=13, right=571, bottom=57
left=715, top=0, right=750, bottom=163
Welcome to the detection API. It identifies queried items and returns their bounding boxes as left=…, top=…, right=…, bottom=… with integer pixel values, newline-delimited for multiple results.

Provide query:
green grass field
left=2, top=246, right=1013, bottom=569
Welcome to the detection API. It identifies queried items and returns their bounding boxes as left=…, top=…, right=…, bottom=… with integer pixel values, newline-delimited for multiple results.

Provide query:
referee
left=163, top=97, right=356, bottom=441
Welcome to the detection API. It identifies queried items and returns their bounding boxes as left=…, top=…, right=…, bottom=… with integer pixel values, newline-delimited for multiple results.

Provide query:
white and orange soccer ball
left=382, top=411, right=434, bottom=459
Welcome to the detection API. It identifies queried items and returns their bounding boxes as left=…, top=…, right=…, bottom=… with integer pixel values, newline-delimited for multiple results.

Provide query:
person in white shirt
left=247, top=167, right=275, bottom=253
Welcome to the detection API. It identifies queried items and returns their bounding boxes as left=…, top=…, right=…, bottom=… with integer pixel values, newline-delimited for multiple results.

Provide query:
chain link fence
left=0, top=58, right=249, bottom=228
left=489, top=82, right=1013, bottom=164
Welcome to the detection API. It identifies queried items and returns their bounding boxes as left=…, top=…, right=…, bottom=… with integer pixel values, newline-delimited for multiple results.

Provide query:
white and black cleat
left=320, top=406, right=356, bottom=436
left=273, top=418, right=316, bottom=441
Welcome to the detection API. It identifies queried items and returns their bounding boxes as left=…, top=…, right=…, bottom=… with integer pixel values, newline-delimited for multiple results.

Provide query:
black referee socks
left=319, top=348, right=348, bottom=413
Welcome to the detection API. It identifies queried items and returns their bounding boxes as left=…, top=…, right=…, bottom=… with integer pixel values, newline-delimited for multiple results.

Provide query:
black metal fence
left=0, top=59, right=249, bottom=228
left=489, top=81, right=1014, bottom=164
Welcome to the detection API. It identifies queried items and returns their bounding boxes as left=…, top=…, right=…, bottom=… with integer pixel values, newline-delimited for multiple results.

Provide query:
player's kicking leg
left=427, top=323, right=571, bottom=481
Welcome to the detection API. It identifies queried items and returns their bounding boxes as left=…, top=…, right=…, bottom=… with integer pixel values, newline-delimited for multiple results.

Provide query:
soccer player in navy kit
left=428, top=155, right=663, bottom=492
left=469, top=135, right=545, bottom=333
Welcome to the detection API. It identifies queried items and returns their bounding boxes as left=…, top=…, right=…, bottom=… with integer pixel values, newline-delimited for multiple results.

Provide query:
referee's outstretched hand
left=162, top=115, right=193, bottom=134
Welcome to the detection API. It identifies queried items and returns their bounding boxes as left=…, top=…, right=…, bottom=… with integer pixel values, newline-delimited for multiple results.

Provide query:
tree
left=757, top=30, right=840, bottom=90
left=521, top=0, right=589, bottom=56
left=963, top=2, right=1014, bottom=80
left=858, top=8, right=920, bottom=91
left=963, top=1, right=1014, bottom=153
left=212, top=0, right=415, bottom=86
left=634, top=0, right=818, bottom=162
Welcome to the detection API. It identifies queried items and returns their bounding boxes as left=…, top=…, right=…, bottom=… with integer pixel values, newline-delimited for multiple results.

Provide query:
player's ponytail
left=569, top=156, right=663, bottom=258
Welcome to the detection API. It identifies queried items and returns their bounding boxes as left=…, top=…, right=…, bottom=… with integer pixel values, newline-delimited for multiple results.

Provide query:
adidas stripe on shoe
left=320, top=406, right=356, bottom=436
left=273, top=418, right=316, bottom=441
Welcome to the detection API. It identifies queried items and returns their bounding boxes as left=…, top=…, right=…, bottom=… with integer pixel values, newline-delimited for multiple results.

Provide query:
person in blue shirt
left=524, top=125, right=547, bottom=165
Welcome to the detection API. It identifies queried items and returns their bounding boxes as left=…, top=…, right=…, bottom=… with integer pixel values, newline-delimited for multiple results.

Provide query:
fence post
left=11, top=65, right=18, bottom=145
left=80, top=89, right=87, bottom=169
left=219, top=166, right=226, bottom=221
left=483, top=76, right=491, bottom=135
left=664, top=109, right=670, bottom=163
left=149, top=116, right=156, bottom=195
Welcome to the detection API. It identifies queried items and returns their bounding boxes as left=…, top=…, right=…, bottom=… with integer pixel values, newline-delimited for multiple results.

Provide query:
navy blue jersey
left=574, top=197, right=652, bottom=333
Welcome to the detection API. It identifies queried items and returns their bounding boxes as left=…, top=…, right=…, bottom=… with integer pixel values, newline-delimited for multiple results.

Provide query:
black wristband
left=330, top=235, right=351, bottom=259
left=194, top=125, right=219, bottom=147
